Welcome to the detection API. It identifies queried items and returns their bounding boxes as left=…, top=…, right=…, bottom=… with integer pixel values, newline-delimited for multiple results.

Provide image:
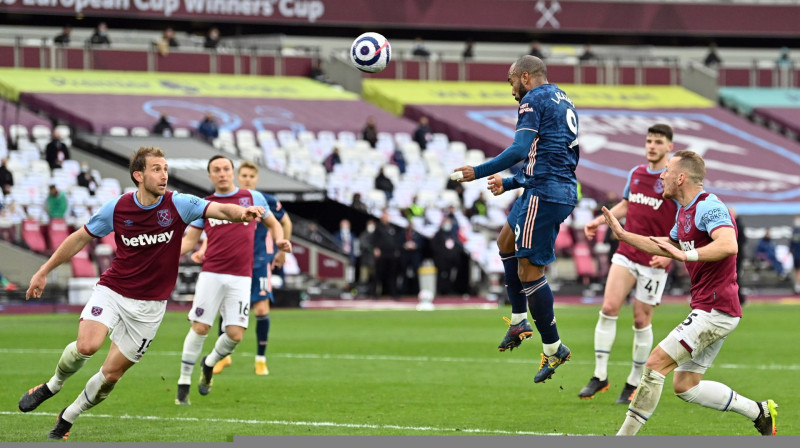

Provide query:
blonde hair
left=129, top=146, right=165, bottom=186
left=238, top=160, right=259, bottom=174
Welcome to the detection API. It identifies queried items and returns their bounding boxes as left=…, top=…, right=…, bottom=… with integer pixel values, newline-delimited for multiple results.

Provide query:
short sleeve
left=84, top=196, right=121, bottom=238
left=696, top=198, right=733, bottom=236
left=249, top=190, right=273, bottom=219
left=669, top=224, right=679, bottom=242
left=173, top=193, right=210, bottom=224
left=622, top=167, right=637, bottom=199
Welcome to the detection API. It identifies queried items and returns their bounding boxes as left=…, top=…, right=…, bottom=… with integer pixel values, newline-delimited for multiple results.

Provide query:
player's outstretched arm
left=206, top=202, right=264, bottom=223
left=586, top=200, right=628, bottom=240
left=454, top=130, right=534, bottom=182
left=27, top=227, right=94, bottom=300
left=602, top=206, right=677, bottom=258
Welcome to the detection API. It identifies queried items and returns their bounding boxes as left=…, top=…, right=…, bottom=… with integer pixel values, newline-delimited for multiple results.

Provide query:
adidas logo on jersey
left=628, top=192, right=664, bottom=210
left=120, top=230, right=174, bottom=247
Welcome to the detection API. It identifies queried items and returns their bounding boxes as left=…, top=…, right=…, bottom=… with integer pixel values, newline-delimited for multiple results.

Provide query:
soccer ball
left=350, top=32, right=391, bottom=73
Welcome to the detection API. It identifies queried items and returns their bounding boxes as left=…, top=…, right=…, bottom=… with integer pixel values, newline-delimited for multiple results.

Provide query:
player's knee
left=254, top=301, right=268, bottom=315
left=672, top=377, right=698, bottom=396
left=600, top=302, right=621, bottom=317
left=191, top=322, right=210, bottom=335
left=228, top=333, right=243, bottom=343
left=517, top=261, right=545, bottom=282
left=225, top=328, right=244, bottom=342
left=643, top=354, right=664, bottom=372
left=632, top=316, right=652, bottom=329
left=75, top=340, right=102, bottom=356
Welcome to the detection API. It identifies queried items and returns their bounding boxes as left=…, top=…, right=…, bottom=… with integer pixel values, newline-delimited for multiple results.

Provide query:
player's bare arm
left=602, top=206, right=677, bottom=257
left=586, top=200, right=628, bottom=240
left=207, top=202, right=264, bottom=223
left=191, top=239, right=207, bottom=264
left=263, top=213, right=292, bottom=253
left=273, top=213, right=293, bottom=267
left=181, top=226, right=203, bottom=256
left=651, top=226, right=737, bottom=262
left=27, top=227, right=94, bottom=300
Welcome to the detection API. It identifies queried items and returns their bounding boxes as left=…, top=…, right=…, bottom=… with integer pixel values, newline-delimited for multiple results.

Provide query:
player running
left=175, top=156, right=291, bottom=405
left=604, top=150, right=778, bottom=436
left=18, top=147, right=266, bottom=439
left=578, top=124, right=679, bottom=404
left=203, top=161, right=293, bottom=376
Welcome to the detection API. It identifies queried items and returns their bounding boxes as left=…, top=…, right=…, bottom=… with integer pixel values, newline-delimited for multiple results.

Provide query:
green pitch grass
left=1, top=302, right=797, bottom=441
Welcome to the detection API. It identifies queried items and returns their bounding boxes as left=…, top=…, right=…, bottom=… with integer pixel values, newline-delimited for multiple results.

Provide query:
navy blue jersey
left=253, top=192, right=286, bottom=268
left=474, top=83, right=579, bottom=206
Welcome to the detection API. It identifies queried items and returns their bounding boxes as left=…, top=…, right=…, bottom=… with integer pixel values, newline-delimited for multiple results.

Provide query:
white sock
left=510, top=312, right=528, bottom=325
left=63, top=370, right=116, bottom=423
left=594, top=312, right=617, bottom=381
left=255, top=355, right=266, bottom=363
left=205, top=333, right=239, bottom=366
left=677, top=381, right=760, bottom=419
left=628, top=325, right=652, bottom=386
left=543, top=340, right=561, bottom=356
left=179, top=329, right=207, bottom=385
left=47, top=341, right=92, bottom=393
left=617, top=367, right=665, bottom=436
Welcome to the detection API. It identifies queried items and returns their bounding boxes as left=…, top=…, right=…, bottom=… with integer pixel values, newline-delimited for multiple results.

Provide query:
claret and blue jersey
left=189, top=188, right=271, bottom=278
left=84, top=191, right=210, bottom=301
left=669, top=191, right=741, bottom=318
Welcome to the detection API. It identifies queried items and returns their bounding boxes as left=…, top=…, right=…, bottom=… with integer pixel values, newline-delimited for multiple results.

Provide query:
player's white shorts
left=611, top=253, right=668, bottom=306
left=188, top=272, right=251, bottom=329
left=659, top=309, right=740, bottom=374
left=80, top=285, right=167, bottom=363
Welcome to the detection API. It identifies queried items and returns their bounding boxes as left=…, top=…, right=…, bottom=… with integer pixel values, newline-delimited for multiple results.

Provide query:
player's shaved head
left=672, top=150, right=706, bottom=184
left=511, top=55, right=547, bottom=80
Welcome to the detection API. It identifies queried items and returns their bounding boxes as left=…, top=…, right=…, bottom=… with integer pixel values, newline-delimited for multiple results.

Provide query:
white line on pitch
left=2, top=348, right=799, bottom=371
left=0, top=411, right=591, bottom=436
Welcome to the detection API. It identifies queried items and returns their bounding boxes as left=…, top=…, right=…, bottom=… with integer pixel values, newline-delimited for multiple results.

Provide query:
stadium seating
left=0, top=216, right=17, bottom=243
left=46, top=218, right=70, bottom=252
left=70, top=247, right=97, bottom=277
left=573, top=241, right=598, bottom=284
left=21, top=218, right=47, bottom=253
left=554, top=223, right=575, bottom=256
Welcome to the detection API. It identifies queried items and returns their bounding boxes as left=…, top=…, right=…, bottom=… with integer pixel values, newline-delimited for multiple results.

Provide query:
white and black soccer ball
left=350, top=32, right=391, bottom=73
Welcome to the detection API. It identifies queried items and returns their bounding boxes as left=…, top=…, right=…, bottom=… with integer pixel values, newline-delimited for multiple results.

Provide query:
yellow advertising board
left=0, top=69, right=358, bottom=101
left=363, top=80, right=714, bottom=115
